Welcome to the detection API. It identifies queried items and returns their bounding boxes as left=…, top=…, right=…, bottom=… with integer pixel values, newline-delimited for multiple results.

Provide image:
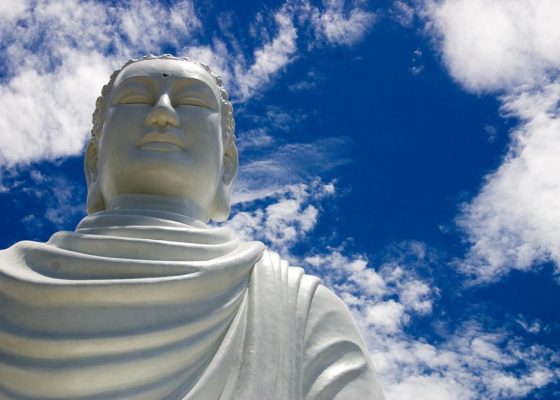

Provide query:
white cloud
left=227, top=179, right=334, bottom=254
left=422, top=0, right=560, bottom=92
left=421, top=0, right=560, bottom=282
left=186, top=5, right=298, bottom=101
left=117, top=0, right=201, bottom=53
left=304, top=243, right=438, bottom=335
left=0, top=51, right=114, bottom=165
left=457, top=83, right=560, bottom=282
left=375, top=323, right=558, bottom=400
left=185, top=40, right=234, bottom=85
left=410, top=48, right=425, bottom=75
left=365, top=301, right=406, bottom=333
left=236, top=6, right=298, bottom=100
left=43, top=176, right=86, bottom=227
left=191, top=0, right=377, bottom=100
left=307, top=247, right=558, bottom=399
left=307, top=252, right=388, bottom=297
left=392, top=1, right=415, bottom=27
left=1, top=0, right=112, bottom=75
left=0, top=0, right=30, bottom=22
left=399, top=279, right=432, bottom=313
left=288, top=69, right=320, bottom=91
left=236, top=128, right=275, bottom=153
left=309, top=0, right=376, bottom=46
left=516, top=316, right=543, bottom=335
left=186, top=0, right=377, bottom=99
left=192, top=0, right=377, bottom=99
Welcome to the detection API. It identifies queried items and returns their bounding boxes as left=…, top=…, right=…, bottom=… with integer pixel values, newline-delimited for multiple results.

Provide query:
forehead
left=113, top=59, right=220, bottom=98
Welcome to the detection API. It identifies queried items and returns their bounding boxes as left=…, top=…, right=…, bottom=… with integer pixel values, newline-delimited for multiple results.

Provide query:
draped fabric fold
left=0, top=209, right=381, bottom=400
left=0, top=210, right=267, bottom=399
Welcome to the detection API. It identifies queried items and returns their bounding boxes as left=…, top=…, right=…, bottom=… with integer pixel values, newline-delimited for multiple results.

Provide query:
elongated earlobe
left=84, top=139, right=105, bottom=214
left=210, top=142, right=238, bottom=222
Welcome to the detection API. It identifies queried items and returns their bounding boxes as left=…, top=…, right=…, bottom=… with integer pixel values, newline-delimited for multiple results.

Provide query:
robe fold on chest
left=0, top=210, right=384, bottom=400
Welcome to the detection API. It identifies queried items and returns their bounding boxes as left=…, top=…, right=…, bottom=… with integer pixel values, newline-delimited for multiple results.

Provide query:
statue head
left=85, top=54, right=238, bottom=222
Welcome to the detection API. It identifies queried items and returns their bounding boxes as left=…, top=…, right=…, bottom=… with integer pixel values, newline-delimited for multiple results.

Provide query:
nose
left=145, top=93, right=180, bottom=128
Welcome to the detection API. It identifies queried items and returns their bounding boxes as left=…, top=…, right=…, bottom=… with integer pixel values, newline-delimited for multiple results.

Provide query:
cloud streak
left=233, top=135, right=352, bottom=204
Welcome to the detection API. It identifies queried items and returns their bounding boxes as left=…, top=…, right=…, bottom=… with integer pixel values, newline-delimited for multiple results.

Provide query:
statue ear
left=84, top=139, right=105, bottom=214
left=210, top=141, right=238, bottom=222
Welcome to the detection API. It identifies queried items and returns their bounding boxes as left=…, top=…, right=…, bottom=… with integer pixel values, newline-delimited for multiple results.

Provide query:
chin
left=102, top=155, right=218, bottom=202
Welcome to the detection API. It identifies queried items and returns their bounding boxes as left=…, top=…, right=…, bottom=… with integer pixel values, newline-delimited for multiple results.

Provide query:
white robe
left=0, top=209, right=384, bottom=399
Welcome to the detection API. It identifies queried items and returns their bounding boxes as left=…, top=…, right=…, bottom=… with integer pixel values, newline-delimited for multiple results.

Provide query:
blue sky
left=0, top=0, right=559, bottom=398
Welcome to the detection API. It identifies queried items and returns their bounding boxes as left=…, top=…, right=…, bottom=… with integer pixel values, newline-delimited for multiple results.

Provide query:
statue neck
left=107, top=194, right=209, bottom=223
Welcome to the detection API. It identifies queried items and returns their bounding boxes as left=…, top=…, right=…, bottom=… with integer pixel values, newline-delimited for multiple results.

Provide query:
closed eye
left=175, top=97, right=213, bottom=109
left=111, top=80, right=153, bottom=105
left=117, top=93, right=152, bottom=104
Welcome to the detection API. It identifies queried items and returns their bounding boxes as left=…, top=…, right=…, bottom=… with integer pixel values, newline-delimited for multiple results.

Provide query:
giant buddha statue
left=0, top=55, right=384, bottom=400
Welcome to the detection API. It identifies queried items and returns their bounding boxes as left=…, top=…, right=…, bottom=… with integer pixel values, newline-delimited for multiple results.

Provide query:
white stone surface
left=0, top=56, right=384, bottom=399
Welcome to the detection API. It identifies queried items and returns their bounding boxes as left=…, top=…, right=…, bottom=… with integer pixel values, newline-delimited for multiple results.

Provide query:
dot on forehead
left=113, top=59, right=220, bottom=97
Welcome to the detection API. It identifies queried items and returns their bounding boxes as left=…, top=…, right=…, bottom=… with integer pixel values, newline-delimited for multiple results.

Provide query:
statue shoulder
left=305, top=284, right=371, bottom=350
left=253, top=248, right=384, bottom=399
left=302, top=284, right=385, bottom=400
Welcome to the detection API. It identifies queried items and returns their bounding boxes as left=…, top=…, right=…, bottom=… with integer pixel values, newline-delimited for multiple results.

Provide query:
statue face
left=94, top=59, right=230, bottom=219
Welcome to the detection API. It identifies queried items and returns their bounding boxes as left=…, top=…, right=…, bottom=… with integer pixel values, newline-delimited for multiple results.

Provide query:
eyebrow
left=115, top=75, right=217, bottom=95
left=171, top=78, right=218, bottom=97
left=114, top=76, right=155, bottom=90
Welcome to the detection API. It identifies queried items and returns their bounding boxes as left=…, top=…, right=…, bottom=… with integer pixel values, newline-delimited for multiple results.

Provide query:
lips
left=137, top=130, right=187, bottom=151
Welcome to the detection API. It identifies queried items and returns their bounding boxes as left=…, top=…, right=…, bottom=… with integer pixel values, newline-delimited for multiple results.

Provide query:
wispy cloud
left=1, top=164, right=86, bottom=239
left=235, top=128, right=275, bottom=153
left=248, top=105, right=310, bottom=132
left=287, top=69, right=322, bottom=92
left=234, top=137, right=352, bottom=204
left=227, top=179, right=335, bottom=255
left=189, top=0, right=377, bottom=100
left=237, top=5, right=298, bottom=100
left=516, top=316, right=545, bottom=335
left=306, top=0, right=377, bottom=46
left=376, top=319, right=558, bottom=400
left=117, top=0, right=201, bottom=52
left=391, top=1, right=416, bottom=27
left=308, top=244, right=558, bottom=399
left=409, top=48, right=425, bottom=75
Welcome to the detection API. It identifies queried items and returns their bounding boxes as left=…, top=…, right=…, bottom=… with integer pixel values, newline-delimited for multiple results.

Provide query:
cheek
left=101, top=107, right=148, bottom=136
left=180, top=110, right=223, bottom=151
left=99, top=108, right=147, bottom=151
